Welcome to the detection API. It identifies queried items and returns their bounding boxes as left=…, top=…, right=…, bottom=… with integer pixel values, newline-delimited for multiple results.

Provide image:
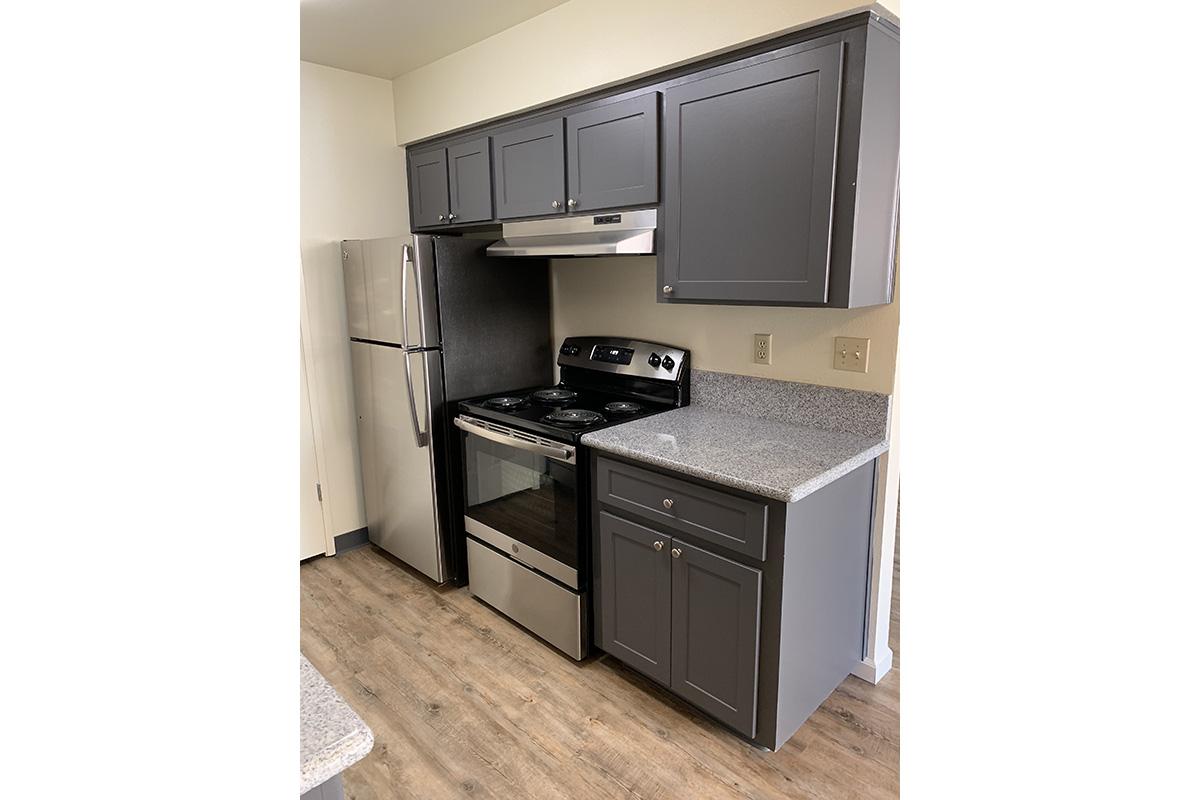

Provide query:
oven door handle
left=454, top=416, right=576, bottom=464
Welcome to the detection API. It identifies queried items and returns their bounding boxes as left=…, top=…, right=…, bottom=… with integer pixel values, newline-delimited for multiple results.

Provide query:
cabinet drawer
left=595, top=457, right=768, bottom=560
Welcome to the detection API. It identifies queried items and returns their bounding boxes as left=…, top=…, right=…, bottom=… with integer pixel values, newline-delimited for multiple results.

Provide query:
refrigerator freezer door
left=342, top=240, right=370, bottom=340
left=362, top=237, right=407, bottom=346
left=365, top=343, right=446, bottom=583
left=354, top=236, right=440, bottom=349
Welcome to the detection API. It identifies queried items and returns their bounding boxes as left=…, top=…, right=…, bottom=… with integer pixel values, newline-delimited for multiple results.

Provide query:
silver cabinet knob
left=671, top=548, right=682, bottom=559
left=447, top=213, right=457, bottom=221
left=551, top=200, right=561, bottom=209
left=662, top=498, right=674, bottom=510
left=663, top=285, right=674, bottom=294
left=567, top=198, right=577, bottom=208
left=652, top=541, right=664, bottom=552
left=438, top=214, right=446, bottom=221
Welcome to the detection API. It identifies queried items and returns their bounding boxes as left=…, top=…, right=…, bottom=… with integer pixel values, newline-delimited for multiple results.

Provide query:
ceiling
left=300, top=0, right=569, bottom=80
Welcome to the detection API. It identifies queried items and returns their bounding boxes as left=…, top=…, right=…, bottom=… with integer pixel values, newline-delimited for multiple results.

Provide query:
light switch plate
left=834, top=336, right=870, bottom=373
left=753, top=333, right=772, bottom=365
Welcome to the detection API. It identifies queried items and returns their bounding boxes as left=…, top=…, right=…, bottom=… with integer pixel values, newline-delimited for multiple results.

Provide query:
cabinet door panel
left=566, top=93, right=658, bottom=212
left=597, top=511, right=672, bottom=686
left=492, top=119, right=565, bottom=220
left=671, top=539, right=762, bottom=737
left=662, top=42, right=844, bottom=303
left=409, top=147, right=449, bottom=229
left=447, top=137, right=493, bottom=223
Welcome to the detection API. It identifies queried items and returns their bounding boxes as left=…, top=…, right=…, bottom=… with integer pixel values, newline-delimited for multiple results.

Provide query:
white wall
left=552, top=257, right=899, bottom=393
left=301, top=61, right=408, bottom=537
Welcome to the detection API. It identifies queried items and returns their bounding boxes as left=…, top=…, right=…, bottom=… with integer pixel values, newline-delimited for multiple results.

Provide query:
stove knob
left=648, top=352, right=662, bottom=368
left=661, top=355, right=675, bottom=371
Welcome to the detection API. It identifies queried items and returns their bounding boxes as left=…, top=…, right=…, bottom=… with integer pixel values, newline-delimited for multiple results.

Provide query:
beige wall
left=301, top=61, right=408, bottom=536
left=552, top=257, right=898, bottom=393
left=390, top=0, right=900, bottom=393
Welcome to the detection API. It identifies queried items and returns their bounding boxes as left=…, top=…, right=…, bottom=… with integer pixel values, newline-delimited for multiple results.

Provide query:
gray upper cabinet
left=597, top=512, right=673, bottom=686
left=409, top=147, right=450, bottom=229
left=670, top=539, right=763, bottom=737
left=404, top=14, right=898, bottom=305
left=566, top=93, right=659, bottom=212
left=447, top=137, right=493, bottom=224
left=492, top=119, right=566, bottom=220
left=661, top=43, right=844, bottom=305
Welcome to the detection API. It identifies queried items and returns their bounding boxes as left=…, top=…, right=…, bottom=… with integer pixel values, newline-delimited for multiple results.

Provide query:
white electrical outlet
left=753, top=333, right=772, bottom=365
left=834, top=336, right=870, bottom=373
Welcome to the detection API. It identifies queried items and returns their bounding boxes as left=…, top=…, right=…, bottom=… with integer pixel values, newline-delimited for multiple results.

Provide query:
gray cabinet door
left=670, top=539, right=762, bottom=737
left=409, top=147, right=449, bottom=229
left=661, top=42, right=844, bottom=304
left=492, top=119, right=565, bottom=220
left=447, top=137, right=493, bottom=224
left=566, top=93, right=659, bottom=212
left=597, top=511, right=673, bottom=686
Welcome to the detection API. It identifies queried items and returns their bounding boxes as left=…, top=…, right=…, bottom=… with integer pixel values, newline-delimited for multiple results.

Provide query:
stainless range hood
left=487, top=208, right=656, bottom=257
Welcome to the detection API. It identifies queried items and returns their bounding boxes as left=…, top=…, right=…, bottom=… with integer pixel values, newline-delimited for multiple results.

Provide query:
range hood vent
left=487, top=208, right=656, bottom=257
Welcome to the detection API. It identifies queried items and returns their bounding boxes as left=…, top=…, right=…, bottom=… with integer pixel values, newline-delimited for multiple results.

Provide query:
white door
left=300, top=348, right=328, bottom=560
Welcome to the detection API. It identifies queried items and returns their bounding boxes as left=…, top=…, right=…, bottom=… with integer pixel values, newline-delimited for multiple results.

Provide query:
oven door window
left=462, top=431, right=577, bottom=574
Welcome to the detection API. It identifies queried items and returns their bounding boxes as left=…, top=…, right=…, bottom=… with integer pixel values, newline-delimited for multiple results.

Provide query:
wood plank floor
left=301, top=535, right=900, bottom=800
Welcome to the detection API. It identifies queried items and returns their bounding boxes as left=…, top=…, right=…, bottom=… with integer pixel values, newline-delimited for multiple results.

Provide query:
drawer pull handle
left=671, top=548, right=682, bottom=559
left=662, top=498, right=674, bottom=510
left=652, top=541, right=664, bottom=552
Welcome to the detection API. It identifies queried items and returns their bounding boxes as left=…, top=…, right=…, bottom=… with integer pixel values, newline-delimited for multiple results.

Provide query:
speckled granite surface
left=583, top=371, right=890, bottom=502
left=690, top=369, right=891, bottom=438
left=583, top=406, right=887, bottom=502
left=300, top=654, right=374, bottom=794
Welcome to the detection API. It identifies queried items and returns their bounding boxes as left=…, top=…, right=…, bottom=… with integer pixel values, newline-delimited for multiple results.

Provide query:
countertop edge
left=300, top=724, right=375, bottom=795
left=582, top=435, right=890, bottom=503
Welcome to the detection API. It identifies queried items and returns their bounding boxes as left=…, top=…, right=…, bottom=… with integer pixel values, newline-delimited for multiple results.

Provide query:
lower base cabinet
left=592, top=453, right=876, bottom=751
left=597, top=512, right=673, bottom=685
left=597, top=512, right=763, bottom=736
left=670, top=538, right=763, bottom=737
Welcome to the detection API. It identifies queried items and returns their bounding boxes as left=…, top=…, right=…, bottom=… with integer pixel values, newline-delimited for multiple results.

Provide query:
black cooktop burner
left=483, top=395, right=528, bottom=411
left=532, top=387, right=578, bottom=405
left=604, top=401, right=643, bottom=415
left=542, top=408, right=605, bottom=428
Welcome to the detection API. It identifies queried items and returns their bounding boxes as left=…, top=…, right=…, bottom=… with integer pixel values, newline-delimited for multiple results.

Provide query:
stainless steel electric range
left=453, top=336, right=690, bottom=660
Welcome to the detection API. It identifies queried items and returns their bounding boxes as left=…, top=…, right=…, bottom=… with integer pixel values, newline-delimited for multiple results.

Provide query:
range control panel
left=558, top=337, right=688, bottom=381
left=590, top=345, right=634, bottom=365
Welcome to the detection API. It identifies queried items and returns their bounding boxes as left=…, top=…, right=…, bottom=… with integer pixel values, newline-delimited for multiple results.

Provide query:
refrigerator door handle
left=400, top=243, right=414, bottom=350
left=403, top=348, right=429, bottom=449
left=410, top=237, right=432, bottom=349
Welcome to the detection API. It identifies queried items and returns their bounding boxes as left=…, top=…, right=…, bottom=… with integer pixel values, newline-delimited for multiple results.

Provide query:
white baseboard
left=851, top=647, right=893, bottom=684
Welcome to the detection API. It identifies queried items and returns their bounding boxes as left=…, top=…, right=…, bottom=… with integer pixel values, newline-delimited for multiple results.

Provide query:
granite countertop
left=300, top=654, right=374, bottom=794
left=582, top=398, right=889, bottom=504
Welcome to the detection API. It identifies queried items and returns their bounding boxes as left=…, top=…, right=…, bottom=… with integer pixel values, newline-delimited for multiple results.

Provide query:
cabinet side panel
left=848, top=23, right=899, bottom=307
left=775, top=459, right=875, bottom=745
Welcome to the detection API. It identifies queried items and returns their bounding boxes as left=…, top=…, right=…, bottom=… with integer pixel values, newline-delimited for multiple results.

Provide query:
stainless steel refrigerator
left=341, top=235, right=550, bottom=583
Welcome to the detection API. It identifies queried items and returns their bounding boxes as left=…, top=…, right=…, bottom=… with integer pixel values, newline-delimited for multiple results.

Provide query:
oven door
left=454, top=415, right=580, bottom=588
